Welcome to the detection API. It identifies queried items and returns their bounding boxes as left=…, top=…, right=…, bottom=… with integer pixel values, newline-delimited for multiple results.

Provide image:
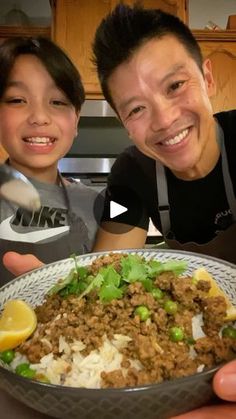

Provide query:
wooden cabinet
left=112, top=0, right=188, bottom=21
left=52, top=0, right=188, bottom=98
left=194, top=30, right=236, bottom=113
left=0, top=26, right=51, bottom=40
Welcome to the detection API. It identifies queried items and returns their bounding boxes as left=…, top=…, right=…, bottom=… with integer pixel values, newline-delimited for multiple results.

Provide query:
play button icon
left=93, top=185, right=144, bottom=234
left=110, top=201, right=127, bottom=218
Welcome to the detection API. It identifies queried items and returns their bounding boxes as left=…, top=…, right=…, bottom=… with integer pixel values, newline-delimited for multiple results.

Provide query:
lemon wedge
left=0, top=299, right=37, bottom=351
left=193, top=267, right=236, bottom=322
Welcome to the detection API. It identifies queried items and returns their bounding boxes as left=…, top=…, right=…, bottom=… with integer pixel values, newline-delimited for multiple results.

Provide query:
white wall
left=189, top=0, right=236, bottom=29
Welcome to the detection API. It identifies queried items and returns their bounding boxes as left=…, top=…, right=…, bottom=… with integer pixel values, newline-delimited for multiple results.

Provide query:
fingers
left=171, top=403, right=236, bottom=419
left=213, top=360, right=236, bottom=402
left=3, top=251, right=44, bottom=276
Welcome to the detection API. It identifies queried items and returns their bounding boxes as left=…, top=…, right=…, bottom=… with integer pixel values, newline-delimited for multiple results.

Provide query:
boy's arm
left=92, top=222, right=147, bottom=252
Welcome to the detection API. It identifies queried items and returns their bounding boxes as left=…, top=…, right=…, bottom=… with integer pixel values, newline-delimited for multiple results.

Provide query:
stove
left=58, top=157, right=115, bottom=192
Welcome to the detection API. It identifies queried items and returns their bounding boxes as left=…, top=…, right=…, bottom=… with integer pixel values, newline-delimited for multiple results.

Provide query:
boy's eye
left=51, top=99, right=68, bottom=106
left=5, top=98, right=25, bottom=104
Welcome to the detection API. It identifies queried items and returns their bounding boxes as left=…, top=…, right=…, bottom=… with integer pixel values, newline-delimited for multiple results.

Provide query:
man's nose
left=150, top=97, right=180, bottom=132
left=27, top=103, right=51, bottom=126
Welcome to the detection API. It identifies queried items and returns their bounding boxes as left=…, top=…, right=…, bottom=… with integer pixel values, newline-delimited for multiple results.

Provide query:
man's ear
left=202, top=58, right=216, bottom=97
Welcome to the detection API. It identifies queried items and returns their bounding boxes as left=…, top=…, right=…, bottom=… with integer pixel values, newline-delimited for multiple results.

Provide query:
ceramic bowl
left=0, top=249, right=236, bottom=419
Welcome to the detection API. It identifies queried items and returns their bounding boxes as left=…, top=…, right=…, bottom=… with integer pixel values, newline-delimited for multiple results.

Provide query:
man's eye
left=128, top=106, right=144, bottom=117
left=169, top=81, right=185, bottom=92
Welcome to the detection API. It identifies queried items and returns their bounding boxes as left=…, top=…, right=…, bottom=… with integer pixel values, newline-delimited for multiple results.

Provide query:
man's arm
left=92, top=222, right=147, bottom=251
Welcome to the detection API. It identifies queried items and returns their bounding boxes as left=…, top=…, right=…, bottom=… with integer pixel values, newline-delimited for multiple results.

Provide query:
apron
left=0, top=174, right=91, bottom=285
left=155, top=124, right=236, bottom=264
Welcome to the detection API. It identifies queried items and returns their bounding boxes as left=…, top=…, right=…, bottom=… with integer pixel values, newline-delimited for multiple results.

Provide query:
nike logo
left=0, top=216, right=69, bottom=243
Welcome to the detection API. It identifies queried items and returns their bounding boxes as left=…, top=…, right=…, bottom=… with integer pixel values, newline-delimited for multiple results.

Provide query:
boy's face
left=108, top=35, right=217, bottom=179
left=0, top=54, right=79, bottom=176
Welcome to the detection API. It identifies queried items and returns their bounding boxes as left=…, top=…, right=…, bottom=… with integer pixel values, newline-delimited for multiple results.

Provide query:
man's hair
left=93, top=3, right=203, bottom=109
left=0, top=36, right=85, bottom=111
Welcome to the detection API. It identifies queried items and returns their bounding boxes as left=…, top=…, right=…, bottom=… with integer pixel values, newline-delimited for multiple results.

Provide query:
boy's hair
left=0, top=36, right=85, bottom=111
left=93, top=3, right=203, bottom=109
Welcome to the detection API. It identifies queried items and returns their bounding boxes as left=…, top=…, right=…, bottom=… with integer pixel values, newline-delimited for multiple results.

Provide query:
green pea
left=19, top=368, right=36, bottom=379
left=134, top=305, right=151, bottom=321
left=15, top=363, right=36, bottom=379
left=0, top=349, right=15, bottom=364
left=15, top=363, right=31, bottom=375
left=151, top=288, right=164, bottom=300
left=222, top=326, right=236, bottom=339
left=169, top=327, right=184, bottom=342
left=164, top=300, right=178, bottom=315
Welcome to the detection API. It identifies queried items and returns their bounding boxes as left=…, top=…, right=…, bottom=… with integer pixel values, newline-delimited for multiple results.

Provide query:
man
left=91, top=3, right=236, bottom=264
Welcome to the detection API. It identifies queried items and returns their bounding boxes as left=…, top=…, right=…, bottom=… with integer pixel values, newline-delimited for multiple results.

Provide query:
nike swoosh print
left=0, top=216, right=70, bottom=243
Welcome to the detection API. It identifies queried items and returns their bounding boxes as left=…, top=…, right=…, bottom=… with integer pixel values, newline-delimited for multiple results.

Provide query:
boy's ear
left=75, top=112, right=80, bottom=136
left=202, top=58, right=216, bottom=97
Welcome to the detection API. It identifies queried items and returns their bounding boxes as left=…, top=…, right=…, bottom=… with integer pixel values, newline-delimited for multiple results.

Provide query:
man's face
left=108, top=35, right=217, bottom=178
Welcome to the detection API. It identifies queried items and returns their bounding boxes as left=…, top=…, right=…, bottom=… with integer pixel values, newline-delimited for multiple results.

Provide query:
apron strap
left=155, top=120, right=236, bottom=235
left=217, top=124, right=236, bottom=219
left=155, top=161, right=170, bottom=235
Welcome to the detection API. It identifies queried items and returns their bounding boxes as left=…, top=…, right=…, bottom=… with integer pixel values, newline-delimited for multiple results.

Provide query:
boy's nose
left=27, top=104, right=51, bottom=125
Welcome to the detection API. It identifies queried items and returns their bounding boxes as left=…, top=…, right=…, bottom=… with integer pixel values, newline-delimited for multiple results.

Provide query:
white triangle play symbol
left=110, top=201, right=128, bottom=218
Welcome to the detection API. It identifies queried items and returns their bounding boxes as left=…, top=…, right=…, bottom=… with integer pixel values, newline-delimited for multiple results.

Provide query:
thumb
left=213, top=360, right=236, bottom=402
left=3, top=251, right=44, bottom=276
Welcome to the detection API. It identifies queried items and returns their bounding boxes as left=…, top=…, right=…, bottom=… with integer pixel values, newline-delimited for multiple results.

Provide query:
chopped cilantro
left=48, top=253, right=188, bottom=303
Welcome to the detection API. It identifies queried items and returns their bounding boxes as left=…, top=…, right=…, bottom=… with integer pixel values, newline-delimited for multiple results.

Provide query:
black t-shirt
left=101, top=110, right=236, bottom=244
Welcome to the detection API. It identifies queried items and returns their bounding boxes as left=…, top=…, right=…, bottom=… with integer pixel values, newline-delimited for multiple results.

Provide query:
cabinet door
left=111, top=0, right=187, bottom=21
left=195, top=31, right=236, bottom=113
left=52, top=0, right=113, bottom=98
left=52, top=0, right=188, bottom=98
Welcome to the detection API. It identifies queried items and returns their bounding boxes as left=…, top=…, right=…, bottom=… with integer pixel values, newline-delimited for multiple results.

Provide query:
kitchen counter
left=0, top=389, right=54, bottom=419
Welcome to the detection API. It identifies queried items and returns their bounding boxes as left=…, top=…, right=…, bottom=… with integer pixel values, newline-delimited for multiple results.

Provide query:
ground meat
left=194, top=336, right=236, bottom=366
left=172, top=276, right=202, bottom=311
left=202, top=296, right=227, bottom=335
left=18, top=253, right=236, bottom=387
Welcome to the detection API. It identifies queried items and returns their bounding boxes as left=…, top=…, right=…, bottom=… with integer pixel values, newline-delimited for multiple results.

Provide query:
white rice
left=15, top=334, right=142, bottom=388
left=12, top=315, right=211, bottom=387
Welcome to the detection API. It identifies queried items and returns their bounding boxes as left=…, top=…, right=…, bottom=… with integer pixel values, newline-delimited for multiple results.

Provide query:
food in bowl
left=1, top=252, right=236, bottom=389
